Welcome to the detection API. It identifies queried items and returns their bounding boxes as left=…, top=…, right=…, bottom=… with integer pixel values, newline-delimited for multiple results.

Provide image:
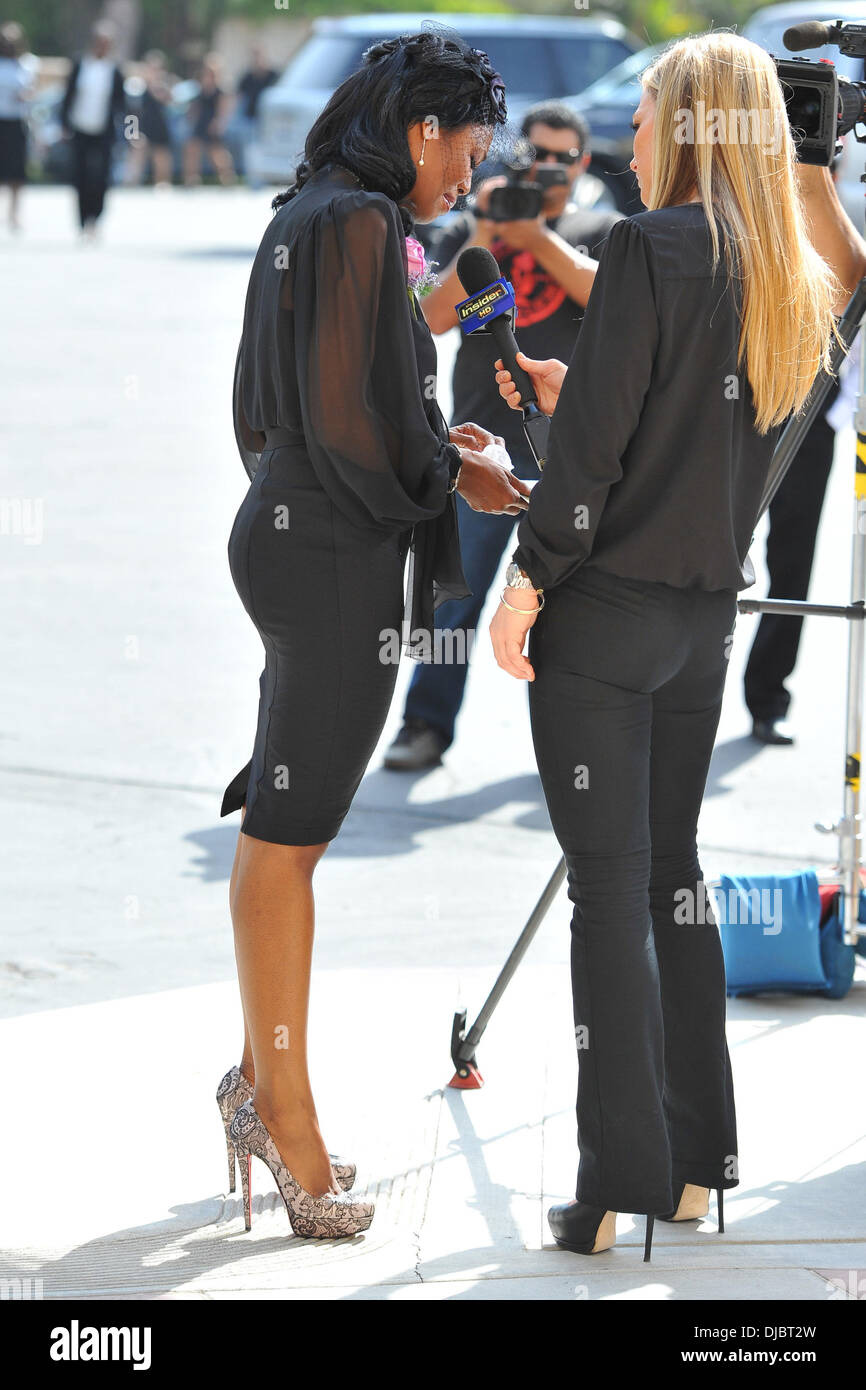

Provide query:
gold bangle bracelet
left=500, top=589, right=545, bottom=615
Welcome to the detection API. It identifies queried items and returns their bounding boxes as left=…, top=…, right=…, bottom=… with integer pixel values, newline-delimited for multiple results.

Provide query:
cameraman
left=745, top=153, right=854, bottom=744
left=385, top=103, right=624, bottom=770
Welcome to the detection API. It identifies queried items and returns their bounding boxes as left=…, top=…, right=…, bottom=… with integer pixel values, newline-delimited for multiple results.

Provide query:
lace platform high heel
left=216, top=1065, right=356, bottom=1194
left=229, top=1098, right=375, bottom=1238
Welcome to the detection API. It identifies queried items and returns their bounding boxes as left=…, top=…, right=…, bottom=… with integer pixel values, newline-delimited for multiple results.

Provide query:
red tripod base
left=447, top=1064, right=484, bottom=1090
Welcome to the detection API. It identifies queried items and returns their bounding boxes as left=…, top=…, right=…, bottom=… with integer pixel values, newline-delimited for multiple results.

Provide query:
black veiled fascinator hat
left=273, top=26, right=509, bottom=228
left=466, top=46, right=508, bottom=123
left=364, top=31, right=508, bottom=128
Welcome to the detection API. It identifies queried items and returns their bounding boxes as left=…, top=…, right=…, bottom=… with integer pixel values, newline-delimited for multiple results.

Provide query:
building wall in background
left=212, top=17, right=313, bottom=84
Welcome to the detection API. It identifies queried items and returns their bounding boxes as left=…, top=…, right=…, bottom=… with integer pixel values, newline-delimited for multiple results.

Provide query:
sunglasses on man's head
left=531, top=144, right=583, bottom=165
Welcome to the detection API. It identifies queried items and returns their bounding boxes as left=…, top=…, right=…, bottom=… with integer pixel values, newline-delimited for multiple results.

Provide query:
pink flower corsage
left=406, top=234, right=441, bottom=316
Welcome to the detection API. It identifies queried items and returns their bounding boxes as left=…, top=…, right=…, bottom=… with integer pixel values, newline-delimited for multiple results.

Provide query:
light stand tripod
left=739, top=275, right=866, bottom=953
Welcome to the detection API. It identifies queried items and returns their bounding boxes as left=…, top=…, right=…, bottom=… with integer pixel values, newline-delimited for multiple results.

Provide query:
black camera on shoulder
left=777, top=18, right=866, bottom=163
left=473, top=137, right=570, bottom=222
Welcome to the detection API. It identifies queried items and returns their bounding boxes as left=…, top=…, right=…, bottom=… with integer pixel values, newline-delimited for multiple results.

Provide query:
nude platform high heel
left=548, top=1201, right=658, bottom=1261
left=547, top=1201, right=618, bottom=1255
left=658, top=1182, right=725, bottom=1231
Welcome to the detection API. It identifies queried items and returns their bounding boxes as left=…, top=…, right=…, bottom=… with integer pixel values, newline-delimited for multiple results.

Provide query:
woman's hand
left=456, top=448, right=531, bottom=515
left=449, top=421, right=503, bottom=453
left=494, top=351, right=567, bottom=416
left=489, top=588, right=539, bottom=681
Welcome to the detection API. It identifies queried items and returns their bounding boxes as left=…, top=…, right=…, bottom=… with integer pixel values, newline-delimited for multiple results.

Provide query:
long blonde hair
left=642, top=31, right=844, bottom=434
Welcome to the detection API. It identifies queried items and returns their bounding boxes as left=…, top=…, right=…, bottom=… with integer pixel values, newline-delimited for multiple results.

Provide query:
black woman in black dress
left=216, top=31, right=526, bottom=1238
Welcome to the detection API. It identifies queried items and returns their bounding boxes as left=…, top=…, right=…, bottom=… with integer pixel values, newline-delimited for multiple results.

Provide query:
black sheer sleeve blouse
left=231, top=163, right=469, bottom=655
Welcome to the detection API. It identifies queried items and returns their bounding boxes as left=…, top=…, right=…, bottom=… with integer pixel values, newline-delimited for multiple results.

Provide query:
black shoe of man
left=751, top=718, right=795, bottom=746
left=383, top=718, right=448, bottom=771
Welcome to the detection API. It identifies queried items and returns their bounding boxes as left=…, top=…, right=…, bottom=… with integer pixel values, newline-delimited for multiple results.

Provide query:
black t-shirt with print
left=432, top=206, right=624, bottom=476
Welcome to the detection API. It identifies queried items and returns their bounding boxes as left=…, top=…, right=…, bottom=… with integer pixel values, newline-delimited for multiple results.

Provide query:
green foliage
left=604, top=0, right=771, bottom=45
left=10, top=0, right=102, bottom=54
left=221, top=0, right=517, bottom=14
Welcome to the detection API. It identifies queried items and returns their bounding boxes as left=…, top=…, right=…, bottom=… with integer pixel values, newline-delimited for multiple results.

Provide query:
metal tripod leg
left=448, top=857, right=567, bottom=1088
left=838, top=325, right=866, bottom=944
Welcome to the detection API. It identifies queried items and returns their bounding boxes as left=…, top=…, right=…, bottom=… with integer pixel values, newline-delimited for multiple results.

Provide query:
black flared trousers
left=527, top=565, right=740, bottom=1215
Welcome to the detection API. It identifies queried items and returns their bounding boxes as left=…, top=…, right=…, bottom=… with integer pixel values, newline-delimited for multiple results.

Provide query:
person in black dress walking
left=183, top=52, right=235, bottom=187
left=217, top=31, right=527, bottom=1238
left=126, top=50, right=174, bottom=189
left=0, top=22, right=33, bottom=232
left=490, top=31, right=856, bottom=1259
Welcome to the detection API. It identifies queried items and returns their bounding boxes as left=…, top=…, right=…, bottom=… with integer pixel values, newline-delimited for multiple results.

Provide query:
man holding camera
left=385, top=102, right=624, bottom=770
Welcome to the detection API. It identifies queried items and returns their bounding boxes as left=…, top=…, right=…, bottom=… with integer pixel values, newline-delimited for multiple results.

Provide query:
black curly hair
left=271, top=26, right=508, bottom=234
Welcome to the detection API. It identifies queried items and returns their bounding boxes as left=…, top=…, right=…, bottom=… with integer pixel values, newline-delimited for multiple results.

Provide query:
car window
left=577, top=46, right=661, bottom=103
left=279, top=35, right=370, bottom=88
left=477, top=36, right=563, bottom=97
left=554, top=37, right=636, bottom=94
left=279, top=30, right=633, bottom=100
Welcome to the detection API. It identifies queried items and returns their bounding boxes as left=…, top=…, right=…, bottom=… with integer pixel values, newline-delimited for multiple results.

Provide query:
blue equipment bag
left=714, top=869, right=856, bottom=999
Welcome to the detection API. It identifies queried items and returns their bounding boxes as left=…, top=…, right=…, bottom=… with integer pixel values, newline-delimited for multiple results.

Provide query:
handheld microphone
left=455, top=246, right=550, bottom=470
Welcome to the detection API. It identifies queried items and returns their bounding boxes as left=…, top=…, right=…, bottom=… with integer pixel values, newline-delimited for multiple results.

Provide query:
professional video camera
left=776, top=18, right=866, bottom=163
left=480, top=137, right=570, bottom=222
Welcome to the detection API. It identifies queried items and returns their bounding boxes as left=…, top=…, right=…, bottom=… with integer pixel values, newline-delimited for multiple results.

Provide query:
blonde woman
left=490, top=31, right=855, bottom=1260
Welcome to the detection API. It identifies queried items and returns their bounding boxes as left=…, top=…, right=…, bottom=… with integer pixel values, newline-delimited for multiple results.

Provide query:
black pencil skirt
left=220, top=443, right=412, bottom=845
left=0, top=118, right=27, bottom=184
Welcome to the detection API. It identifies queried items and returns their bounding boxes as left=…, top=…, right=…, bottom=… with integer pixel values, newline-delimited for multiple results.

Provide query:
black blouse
left=231, top=163, right=469, bottom=655
left=512, top=205, right=787, bottom=594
